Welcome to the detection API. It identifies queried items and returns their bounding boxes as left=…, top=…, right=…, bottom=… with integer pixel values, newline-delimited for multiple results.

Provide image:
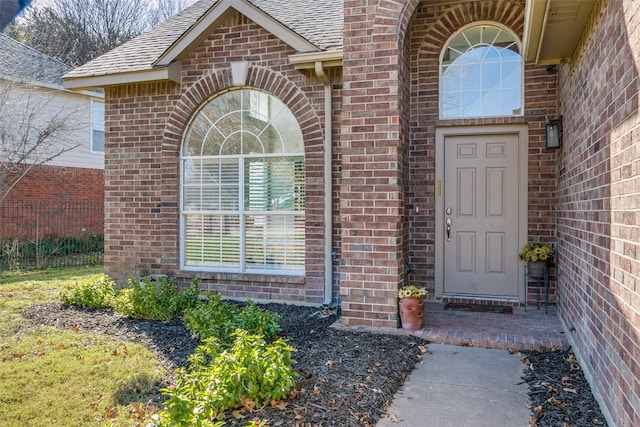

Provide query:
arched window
left=440, top=24, right=522, bottom=118
left=180, top=88, right=305, bottom=274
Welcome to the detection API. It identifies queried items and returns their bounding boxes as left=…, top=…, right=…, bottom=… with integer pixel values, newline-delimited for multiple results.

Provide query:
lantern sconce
left=546, top=116, right=563, bottom=149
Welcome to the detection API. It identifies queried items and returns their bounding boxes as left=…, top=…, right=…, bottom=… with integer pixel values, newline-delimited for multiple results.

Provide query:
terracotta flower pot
left=399, top=297, right=425, bottom=331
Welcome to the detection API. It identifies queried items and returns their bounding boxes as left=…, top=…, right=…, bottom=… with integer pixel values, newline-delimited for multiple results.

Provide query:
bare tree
left=154, top=0, right=191, bottom=22
left=4, top=0, right=193, bottom=66
left=0, top=81, right=83, bottom=202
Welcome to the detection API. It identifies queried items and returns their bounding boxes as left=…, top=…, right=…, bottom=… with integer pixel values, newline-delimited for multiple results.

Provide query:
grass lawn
left=0, top=266, right=165, bottom=427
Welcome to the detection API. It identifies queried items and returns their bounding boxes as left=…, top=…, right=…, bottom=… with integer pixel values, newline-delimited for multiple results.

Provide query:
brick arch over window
left=416, top=0, right=525, bottom=56
left=164, top=66, right=323, bottom=154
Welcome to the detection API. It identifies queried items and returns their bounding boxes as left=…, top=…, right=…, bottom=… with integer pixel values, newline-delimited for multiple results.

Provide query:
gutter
left=289, top=51, right=342, bottom=306
left=314, top=60, right=334, bottom=306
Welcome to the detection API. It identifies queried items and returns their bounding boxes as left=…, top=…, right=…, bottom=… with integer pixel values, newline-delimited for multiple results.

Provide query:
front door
left=435, top=127, right=527, bottom=299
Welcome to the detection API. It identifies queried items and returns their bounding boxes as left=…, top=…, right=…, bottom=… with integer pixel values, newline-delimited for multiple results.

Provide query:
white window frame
left=439, top=22, right=524, bottom=120
left=90, top=99, right=105, bottom=153
left=179, top=88, right=305, bottom=276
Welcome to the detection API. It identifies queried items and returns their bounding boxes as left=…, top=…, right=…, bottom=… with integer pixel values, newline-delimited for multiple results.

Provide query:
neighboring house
left=62, top=1, right=639, bottom=425
left=0, top=34, right=104, bottom=239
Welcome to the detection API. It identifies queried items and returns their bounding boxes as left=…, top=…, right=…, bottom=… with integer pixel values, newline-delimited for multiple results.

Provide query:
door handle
left=446, top=218, right=452, bottom=242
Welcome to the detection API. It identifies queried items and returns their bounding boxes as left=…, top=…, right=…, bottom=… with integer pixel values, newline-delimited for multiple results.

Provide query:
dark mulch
left=21, top=302, right=426, bottom=426
left=521, top=348, right=608, bottom=427
left=21, top=303, right=608, bottom=427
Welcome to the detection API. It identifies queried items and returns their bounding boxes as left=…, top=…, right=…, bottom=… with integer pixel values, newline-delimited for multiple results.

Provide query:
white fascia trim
left=522, top=0, right=548, bottom=63
left=2, top=75, right=66, bottom=92
left=62, top=62, right=182, bottom=91
left=2, top=76, right=103, bottom=98
left=288, top=50, right=343, bottom=70
left=155, top=0, right=319, bottom=67
left=81, top=90, right=105, bottom=99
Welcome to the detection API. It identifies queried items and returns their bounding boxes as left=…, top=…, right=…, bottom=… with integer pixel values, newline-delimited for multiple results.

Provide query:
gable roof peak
left=155, top=0, right=324, bottom=67
left=63, top=0, right=343, bottom=90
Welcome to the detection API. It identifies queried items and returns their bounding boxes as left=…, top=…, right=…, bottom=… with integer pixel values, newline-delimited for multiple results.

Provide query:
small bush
left=157, top=331, right=296, bottom=425
left=183, top=294, right=280, bottom=343
left=111, top=276, right=200, bottom=321
left=61, top=275, right=115, bottom=309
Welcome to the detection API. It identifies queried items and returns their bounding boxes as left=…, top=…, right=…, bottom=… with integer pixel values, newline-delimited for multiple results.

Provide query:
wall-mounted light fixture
left=546, top=116, right=563, bottom=149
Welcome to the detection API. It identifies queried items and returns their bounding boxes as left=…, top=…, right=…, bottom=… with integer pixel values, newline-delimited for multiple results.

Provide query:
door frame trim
left=434, top=125, right=529, bottom=300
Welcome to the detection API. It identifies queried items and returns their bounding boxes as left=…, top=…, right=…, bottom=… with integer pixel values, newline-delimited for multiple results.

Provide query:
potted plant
left=398, top=285, right=427, bottom=331
left=518, top=243, right=553, bottom=277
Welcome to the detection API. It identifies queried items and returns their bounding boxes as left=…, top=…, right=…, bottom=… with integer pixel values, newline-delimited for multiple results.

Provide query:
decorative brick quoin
left=64, top=1, right=640, bottom=425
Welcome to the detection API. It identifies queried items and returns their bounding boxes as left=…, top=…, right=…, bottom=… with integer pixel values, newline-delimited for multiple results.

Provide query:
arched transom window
left=180, top=88, right=305, bottom=274
left=440, top=24, right=522, bottom=118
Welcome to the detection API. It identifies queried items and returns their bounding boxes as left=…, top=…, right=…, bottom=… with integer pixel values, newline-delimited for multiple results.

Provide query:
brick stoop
left=333, top=302, right=568, bottom=352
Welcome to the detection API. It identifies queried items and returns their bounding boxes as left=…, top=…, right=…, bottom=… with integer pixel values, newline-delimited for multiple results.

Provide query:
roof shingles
left=0, top=34, right=72, bottom=87
left=64, top=0, right=343, bottom=81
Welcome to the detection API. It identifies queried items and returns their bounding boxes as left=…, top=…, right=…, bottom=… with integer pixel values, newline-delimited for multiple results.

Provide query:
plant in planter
left=398, top=285, right=427, bottom=331
left=518, top=243, right=553, bottom=277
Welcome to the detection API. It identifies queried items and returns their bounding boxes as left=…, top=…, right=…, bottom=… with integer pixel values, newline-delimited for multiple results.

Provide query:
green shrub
left=182, top=293, right=233, bottom=339
left=157, top=331, right=296, bottom=425
left=61, top=275, right=115, bottom=309
left=183, top=294, right=280, bottom=343
left=111, top=276, right=200, bottom=320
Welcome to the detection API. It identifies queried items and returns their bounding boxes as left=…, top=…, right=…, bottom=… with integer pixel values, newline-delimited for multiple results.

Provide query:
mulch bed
left=521, top=348, right=608, bottom=426
left=21, top=302, right=608, bottom=426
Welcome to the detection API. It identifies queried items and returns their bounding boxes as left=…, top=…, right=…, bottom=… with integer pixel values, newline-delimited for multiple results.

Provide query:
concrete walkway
left=377, top=344, right=531, bottom=427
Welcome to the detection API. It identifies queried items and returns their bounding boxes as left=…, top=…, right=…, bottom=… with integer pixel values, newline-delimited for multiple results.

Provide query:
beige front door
left=435, top=127, right=527, bottom=299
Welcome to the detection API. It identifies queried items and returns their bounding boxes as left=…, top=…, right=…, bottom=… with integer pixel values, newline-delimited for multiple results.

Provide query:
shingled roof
left=0, top=34, right=72, bottom=88
left=250, top=0, right=343, bottom=51
left=63, top=0, right=342, bottom=83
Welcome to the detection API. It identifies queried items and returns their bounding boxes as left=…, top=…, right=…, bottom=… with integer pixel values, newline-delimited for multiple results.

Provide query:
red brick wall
left=1, top=164, right=104, bottom=240
left=556, top=0, right=640, bottom=425
left=103, top=81, right=181, bottom=281
left=4, top=164, right=103, bottom=205
left=340, top=0, right=415, bottom=328
left=104, top=12, right=341, bottom=305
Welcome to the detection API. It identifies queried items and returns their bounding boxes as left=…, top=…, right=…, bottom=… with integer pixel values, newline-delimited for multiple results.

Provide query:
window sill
left=176, top=270, right=305, bottom=285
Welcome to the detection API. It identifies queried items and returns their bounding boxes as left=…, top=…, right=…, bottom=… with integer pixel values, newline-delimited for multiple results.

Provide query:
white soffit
left=524, top=0, right=596, bottom=65
left=288, top=50, right=343, bottom=70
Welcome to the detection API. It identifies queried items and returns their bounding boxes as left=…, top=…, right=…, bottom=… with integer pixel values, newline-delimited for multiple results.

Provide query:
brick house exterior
left=64, top=1, right=639, bottom=425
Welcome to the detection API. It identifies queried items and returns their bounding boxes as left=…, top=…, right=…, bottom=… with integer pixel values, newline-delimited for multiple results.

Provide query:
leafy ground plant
left=0, top=266, right=166, bottom=427
left=156, top=331, right=296, bottom=426
left=61, top=274, right=115, bottom=309
left=111, top=276, right=200, bottom=320
left=183, top=294, right=280, bottom=343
